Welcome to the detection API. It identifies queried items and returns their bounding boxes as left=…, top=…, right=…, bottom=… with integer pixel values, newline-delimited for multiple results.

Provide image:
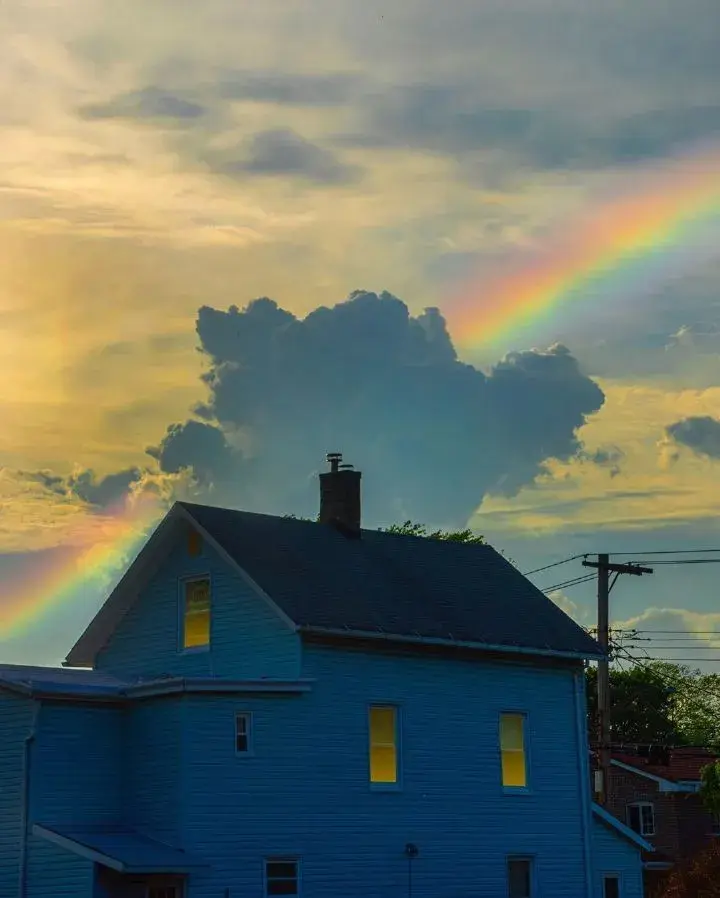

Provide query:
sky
left=2, top=0, right=720, bottom=671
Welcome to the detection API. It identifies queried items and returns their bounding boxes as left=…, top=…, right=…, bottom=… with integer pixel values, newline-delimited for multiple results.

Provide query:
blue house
left=0, top=454, right=651, bottom=898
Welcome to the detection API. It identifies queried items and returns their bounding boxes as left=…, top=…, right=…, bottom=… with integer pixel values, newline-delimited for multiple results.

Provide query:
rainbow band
left=0, top=493, right=162, bottom=637
left=446, top=145, right=720, bottom=350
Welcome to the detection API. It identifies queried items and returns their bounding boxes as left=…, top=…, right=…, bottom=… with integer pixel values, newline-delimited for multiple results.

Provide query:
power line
left=522, top=554, right=586, bottom=576
left=541, top=574, right=596, bottom=593
left=604, top=549, right=720, bottom=556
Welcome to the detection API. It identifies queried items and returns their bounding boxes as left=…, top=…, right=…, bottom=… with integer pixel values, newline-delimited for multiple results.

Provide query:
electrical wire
left=522, top=554, right=586, bottom=576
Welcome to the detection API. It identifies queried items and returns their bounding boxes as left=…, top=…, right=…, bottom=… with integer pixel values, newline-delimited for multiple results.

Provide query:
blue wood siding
left=25, top=835, right=93, bottom=898
left=591, top=818, right=644, bottom=898
left=95, top=538, right=301, bottom=680
left=123, top=699, right=183, bottom=845
left=31, top=704, right=123, bottom=826
left=178, top=645, right=593, bottom=898
left=0, top=691, right=33, bottom=898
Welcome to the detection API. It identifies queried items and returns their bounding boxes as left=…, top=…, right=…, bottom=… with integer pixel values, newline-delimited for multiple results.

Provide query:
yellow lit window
left=183, top=578, right=210, bottom=649
left=369, top=706, right=398, bottom=784
left=500, top=713, right=527, bottom=788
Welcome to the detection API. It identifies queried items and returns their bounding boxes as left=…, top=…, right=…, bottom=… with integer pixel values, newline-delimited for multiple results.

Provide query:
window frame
left=368, top=704, right=402, bottom=791
left=178, top=574, right=212, bottom=654
left=506, top=855, right=534, bottom=898
left=264, top=857, right=301, bottom=897
left=499, top=711, right=530, bottom=793
left=627, top=801, right=655, bottom=837
left=602, top=873, right=621, bottom=898
left=235, top=711, right=254, bottom=756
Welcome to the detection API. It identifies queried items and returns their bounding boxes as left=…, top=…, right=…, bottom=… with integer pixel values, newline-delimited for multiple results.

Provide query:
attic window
left=187, top=529, right=202, bottom=557
left=182, top=577, right=211, bottom=650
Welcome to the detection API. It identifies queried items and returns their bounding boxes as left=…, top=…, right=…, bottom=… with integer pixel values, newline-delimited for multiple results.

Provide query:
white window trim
left=500, top=711, right=530, bottom=791
left=178, top=574, right=212, bottom=653
left=627, top=801, right=655, bottom=836
left=235, top=711, right=254, bottom=756
left=368, top=704, right=402, bottom=790
left=602, top=872, right=622, bottom=898
left=507, top=855, right=534, bottom=898
left=264, top=857, right=301, bottom=897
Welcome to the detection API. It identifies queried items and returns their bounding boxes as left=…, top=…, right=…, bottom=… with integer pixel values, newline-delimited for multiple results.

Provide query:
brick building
left=592, top=746, right=720, bottom=897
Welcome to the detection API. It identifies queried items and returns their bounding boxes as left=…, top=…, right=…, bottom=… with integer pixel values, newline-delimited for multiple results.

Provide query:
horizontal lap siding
left=95, top=540, right=300, bottom=680
left=0, top=692, right=33, bottom=898
left=180, top=647, right=590, bottom=898
left=26, top=835, right=93, bottom=898
left=32, top=704, right=123, bottom=826
left=591, top=818, right=644, bottom=898
left=124, top=699, right=182, bottom=845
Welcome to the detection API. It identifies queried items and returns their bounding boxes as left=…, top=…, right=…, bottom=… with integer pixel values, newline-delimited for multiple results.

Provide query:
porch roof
left=32, top=824, right=208, bottom=874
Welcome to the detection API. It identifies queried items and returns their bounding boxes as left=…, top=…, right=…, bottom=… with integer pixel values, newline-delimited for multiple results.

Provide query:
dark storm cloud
left=211, top=129, right=361, bottom=184
left=214, top=70, right=363, bottom=106
left=146, top=420, right=241, bottom=487
left=79, top=87, right=206, bottom=122
left=25, top=467, right=142, bottom=511
left=337, top=86, right=720, bottom=170
left=666, top=417, right=720, bottom=460
left=147, top=291, right=604, bottom=527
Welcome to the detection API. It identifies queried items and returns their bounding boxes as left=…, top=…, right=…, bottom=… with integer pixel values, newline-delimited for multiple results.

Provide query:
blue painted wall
left=591, top=817, right=644, bottom=898
left=25, top=835, right=93, bottom=898
left=0, top=691, right=33, bottom=898
left=123, top=698, right=183, bottom=846
left=31, top=703, right=123, bottom=827
left=177, top=644, right=595, bottom=898
left=95, top=536, right=301, bottom=681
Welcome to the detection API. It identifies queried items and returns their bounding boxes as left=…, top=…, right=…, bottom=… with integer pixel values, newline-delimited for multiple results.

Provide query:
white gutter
left=18, top=700, right=40, bottom=898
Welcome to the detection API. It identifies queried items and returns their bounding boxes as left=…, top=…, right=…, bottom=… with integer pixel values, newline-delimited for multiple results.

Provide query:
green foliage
left=585, top=660, right=720, bottom=749
left=700, top=761, right=720, bottom=817
left=659, top=841, right=720, bottom=898
left=382, top=520, right=485, bottom=544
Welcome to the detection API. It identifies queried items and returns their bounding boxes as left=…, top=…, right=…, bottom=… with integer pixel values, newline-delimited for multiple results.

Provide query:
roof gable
left=592, top=803, right=655, bottom=853
left=68, top=501, right=603, bottom=667
left=65, top=504, right=295, bottom=667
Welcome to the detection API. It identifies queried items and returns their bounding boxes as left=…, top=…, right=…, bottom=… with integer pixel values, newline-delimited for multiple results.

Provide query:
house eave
left=611, top=759, right=699, bottom=792
left=298, top=624, right=603, bottom=662
left=592, top=803, right=655, bottom=853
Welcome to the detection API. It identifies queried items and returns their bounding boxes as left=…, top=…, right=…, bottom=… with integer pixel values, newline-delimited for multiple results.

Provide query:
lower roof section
left=32, top=824, right=208, bottom=874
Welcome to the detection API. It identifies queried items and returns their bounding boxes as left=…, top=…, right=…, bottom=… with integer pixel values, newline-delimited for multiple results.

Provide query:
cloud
left=578, top=446, right=623, bottom=478
left=666, top=416, right=720, bottom=460
left=338, top=86, right=720, bottom=171
left=548, top=589, right=584, bottom=623
left=144, top=290, right=603, bottom=527
left=25, top=466, right=143, bottom=511
left=79, top=86, right=206, bottom=122
left=213, top=70, right=363, bottom=105
left=613, top=606, right=720, bottom=673
left=212, top=129, right=361, bottom=184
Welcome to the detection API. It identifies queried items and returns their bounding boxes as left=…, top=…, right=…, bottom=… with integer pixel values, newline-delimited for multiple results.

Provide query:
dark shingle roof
left=180, top=502, right=603, bottom=659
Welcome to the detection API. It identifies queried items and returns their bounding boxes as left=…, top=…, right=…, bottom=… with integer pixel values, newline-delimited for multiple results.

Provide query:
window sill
left=179, top=645, right=211, bottom=655
left=502, top=786, right=532, bottom=796
left=370, top=782, right=403, bottom=793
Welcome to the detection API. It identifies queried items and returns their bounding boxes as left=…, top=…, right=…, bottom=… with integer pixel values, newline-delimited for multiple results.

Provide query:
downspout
left=18, top=699, right=40, bottom=898
left=574, top=670, right=594, bottom=898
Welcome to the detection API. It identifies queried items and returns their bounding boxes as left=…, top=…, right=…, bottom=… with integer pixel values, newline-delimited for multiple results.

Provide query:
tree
left=659, top=841, right=720, bottom=898
left=700, top=761, right=720, bottom=818
left=585, top=661, right=720, bottom=749
left=383, top=520, right=485, bottom=544
left=586, top=663, right=683, bottom=745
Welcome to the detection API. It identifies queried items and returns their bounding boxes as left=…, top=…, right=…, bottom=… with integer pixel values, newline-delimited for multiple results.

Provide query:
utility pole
left=582, top=554, right=653, bottom=806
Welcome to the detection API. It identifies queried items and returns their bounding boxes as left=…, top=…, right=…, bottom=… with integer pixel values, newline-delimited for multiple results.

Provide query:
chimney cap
left=325, top=452, right=354, bottom=473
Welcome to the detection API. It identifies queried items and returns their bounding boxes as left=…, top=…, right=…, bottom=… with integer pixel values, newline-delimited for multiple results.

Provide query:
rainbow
left=0, top=492, right=164, bottom=639
left=445, top=143, right=720, bottom=351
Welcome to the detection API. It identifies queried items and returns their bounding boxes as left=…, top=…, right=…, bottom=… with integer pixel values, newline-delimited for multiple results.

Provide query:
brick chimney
left=319, top=452, right=361, bottom=537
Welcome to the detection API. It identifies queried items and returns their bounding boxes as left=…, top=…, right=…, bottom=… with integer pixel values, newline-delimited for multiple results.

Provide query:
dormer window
left=627, top=801, right=655, bottom=837
left=182, top=577, right=211, bottom=650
